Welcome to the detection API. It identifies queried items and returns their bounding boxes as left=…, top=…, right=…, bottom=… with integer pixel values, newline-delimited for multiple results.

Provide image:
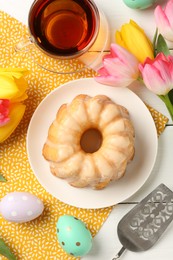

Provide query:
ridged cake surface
left=42, top=94, right=135, bottom=189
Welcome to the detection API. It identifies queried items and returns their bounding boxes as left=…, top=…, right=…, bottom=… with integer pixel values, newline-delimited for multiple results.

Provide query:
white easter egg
left=0, top=192, right=44, bottom=223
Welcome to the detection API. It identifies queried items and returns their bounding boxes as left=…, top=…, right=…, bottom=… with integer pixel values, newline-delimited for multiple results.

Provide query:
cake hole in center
left=80, top=128, right=102, bottom=153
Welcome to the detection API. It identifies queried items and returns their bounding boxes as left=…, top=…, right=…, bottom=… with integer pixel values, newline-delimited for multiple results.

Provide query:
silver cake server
left=112, top=183, right=173, bottom=259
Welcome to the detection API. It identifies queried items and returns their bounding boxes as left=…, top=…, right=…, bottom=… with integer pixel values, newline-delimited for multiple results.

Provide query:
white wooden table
left=0, top=0, right=172, bottom=259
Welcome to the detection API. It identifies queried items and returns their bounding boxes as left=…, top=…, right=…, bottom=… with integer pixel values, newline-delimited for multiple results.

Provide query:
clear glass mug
left=15, top=0, right=110, bottom=74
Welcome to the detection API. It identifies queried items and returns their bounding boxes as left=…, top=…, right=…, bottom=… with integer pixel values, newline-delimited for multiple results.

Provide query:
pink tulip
left=0, top=99, right=10, bottom=126
left=139, top=53, right=173, bottom=95
left=95, top=43, right=139, bottom=87
left=154, top=0, right=173, bottom=41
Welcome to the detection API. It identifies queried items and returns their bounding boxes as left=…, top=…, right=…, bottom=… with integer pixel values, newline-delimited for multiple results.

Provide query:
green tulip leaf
left=0, top=174, right=7, bottom=182
left=156, top=34, right=170, bottom=56
left=0, top=238, right=17, bottom=260
left=153, top=28, right=158, bottom=57
left=168, top=89, right=173, bottom=104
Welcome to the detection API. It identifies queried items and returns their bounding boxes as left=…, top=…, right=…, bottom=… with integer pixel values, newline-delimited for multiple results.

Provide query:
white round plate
left=27, top=78, right=158, bottom=209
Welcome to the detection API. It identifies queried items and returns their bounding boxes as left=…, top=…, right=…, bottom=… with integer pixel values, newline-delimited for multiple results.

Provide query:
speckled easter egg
left=0, top=192, right=44, bottom=223
left=56, top=215, right=92, bottom=257
left=123, top=0, right=157, bottom=9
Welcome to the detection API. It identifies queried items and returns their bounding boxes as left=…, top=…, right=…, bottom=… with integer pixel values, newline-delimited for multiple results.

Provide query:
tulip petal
left=167, top=55, right=173, bottom=80
left=165, top=0, right=173, bottom=28
left=102, top=58, right=135, bottom=79
left=11, top=92, right=28, bottom=103
left=154, top=5, right=173, bottom=41
left=0, top=75, right=20, bottom=99
left=0, top=99, right=10, bottom=126
left=110, top=43, right=139, bottom=71
left=122, top=24, right=153, bottom=63
left=10, top=77, right=28, bottom=102
left=95, top=74, right=134, bottom=87
left=115, top=31, right=127, bottom=49
left=154, top=60, right=172, bottom=85
left=141, top=64, right=167, bottom=94
left=0, top=103, right=26, bottom=142
left=116, top=20, right=154, bottom=63
left=95, top=43, right=139, bottom=87
left=0, top=74, right=28, bottom=101
left=0, top=117, right=10, bottom=126
left=129, top=20, right=153, bottom=51
left=0, top=68, right=28, bottom=79
left=139, top=53, right=173, bottom=95
left=97, top=67, right=109, bottom=76
left=147, top=53, right=173, bottom=84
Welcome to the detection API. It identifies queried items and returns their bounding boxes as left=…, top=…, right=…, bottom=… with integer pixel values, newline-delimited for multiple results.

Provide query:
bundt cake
left=42, top=94, right=135, bottom=189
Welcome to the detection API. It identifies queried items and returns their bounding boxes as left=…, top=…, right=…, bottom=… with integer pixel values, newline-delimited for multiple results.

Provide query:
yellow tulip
left=0, top=68, right=28, bottom=101
left=115, top=20, right=154, bottom=63
left=0, top=103, right=26, bottom=142
left=0, top=68, right=28, bottom=78
left=0, top=68, right=28, bottom=142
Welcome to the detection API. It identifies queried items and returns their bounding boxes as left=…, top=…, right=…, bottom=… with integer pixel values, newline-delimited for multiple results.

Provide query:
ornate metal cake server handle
left=112, top=246, right=126, bottom=259
left=112, top=184, right=173, bottom=259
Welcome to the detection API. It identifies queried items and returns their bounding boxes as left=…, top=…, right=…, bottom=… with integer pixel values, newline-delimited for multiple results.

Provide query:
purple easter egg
left=0, top=192, right=44, bottom=223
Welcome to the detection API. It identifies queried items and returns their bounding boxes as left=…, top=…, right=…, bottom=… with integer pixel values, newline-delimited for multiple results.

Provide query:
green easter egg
left=123, top=0, right=157, bottom=9
left=56, top=215, right=92, bottom=257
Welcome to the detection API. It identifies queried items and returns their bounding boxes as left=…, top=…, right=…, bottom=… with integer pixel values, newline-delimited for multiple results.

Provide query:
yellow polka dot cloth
left=146, top=105, right=168, bottom=136
left=0, top=11, right=168, bottom=260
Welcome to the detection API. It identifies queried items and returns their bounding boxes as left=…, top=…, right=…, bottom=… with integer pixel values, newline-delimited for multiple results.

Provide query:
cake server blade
left=112, top=183, right=173, bottom=259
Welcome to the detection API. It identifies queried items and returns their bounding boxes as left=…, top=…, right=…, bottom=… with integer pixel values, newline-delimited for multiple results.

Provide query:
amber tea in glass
left=28, top=0, right=100, bottom=58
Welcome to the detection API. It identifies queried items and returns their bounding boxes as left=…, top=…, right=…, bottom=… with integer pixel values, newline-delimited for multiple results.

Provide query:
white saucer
left=27, top=78, right=158, bottom=209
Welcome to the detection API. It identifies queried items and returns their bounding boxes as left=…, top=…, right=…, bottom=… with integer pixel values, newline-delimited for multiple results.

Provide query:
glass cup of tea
left=15, top=0, right=110, bottom=74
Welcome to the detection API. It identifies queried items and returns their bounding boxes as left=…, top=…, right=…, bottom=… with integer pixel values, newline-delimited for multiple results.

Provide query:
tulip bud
left=0, top=99, right=10, bottom=126
left=0, top=103, right=26, bottom=143
left=95, top=43, right=139, bottom=87
left=0, top=68, right=28, bottom=142
left=139, top=53, right=173, bottom=95
left=154, top=0, right=173, bottom=42
left=116, top=20, right=154, bottom=63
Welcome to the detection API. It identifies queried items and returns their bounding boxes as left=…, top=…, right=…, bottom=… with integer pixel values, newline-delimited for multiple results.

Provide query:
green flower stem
left=153, top=28, right=158, bottom=57
left=0, top=174, right=7, bottom=182
left=0, top=238, right=17, bottom=260
left=159, top=94, right=173, bottom=121
left=137, top=77, right=143, bottom=83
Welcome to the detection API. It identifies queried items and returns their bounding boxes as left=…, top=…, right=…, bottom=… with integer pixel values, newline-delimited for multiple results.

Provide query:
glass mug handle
left=15, top=36, right=34, bottom=52
left=14, top=34, right=105, bottom=71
